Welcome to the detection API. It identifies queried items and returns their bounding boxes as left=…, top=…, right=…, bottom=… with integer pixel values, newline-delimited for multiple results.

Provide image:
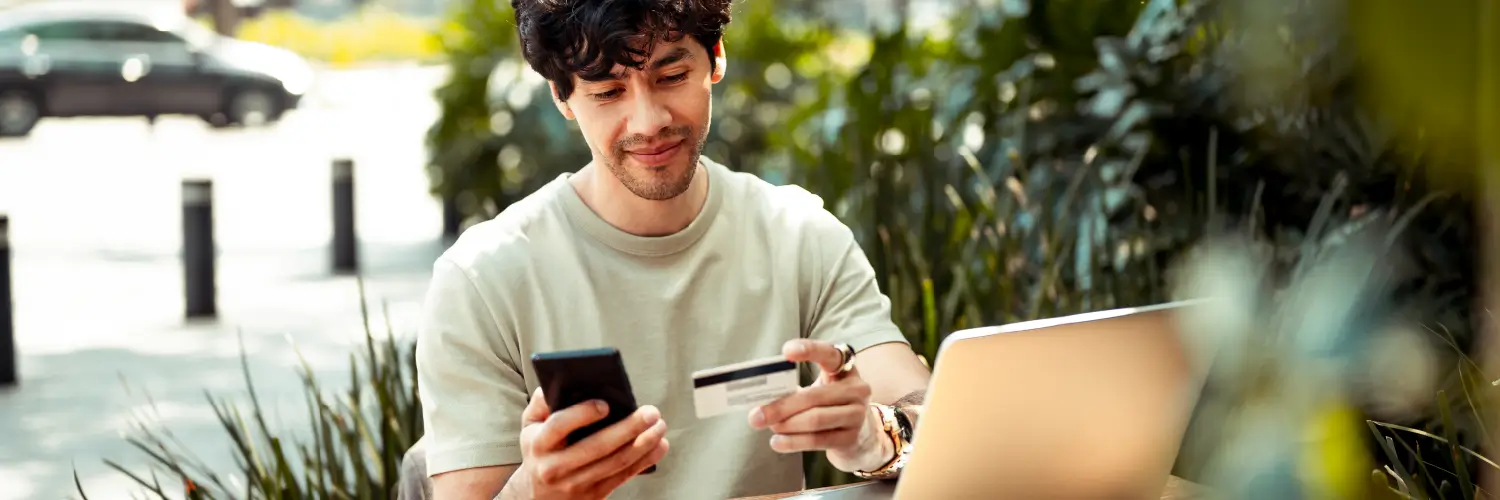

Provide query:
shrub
left=421, top=0, right=1493, bottom=493
left=92, top=0, right=1488, bottom=496
left=80, top=280, right=423, bottom=499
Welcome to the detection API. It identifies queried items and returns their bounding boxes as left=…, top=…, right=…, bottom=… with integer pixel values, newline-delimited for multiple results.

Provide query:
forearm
left=891, top=389, right=925, bottom=420
left=492, top=465, right=528, bottom=500
left=492, top=478, right=521, bottom=500
left=432, top=465, right=520, bottom=500
left=863, top=389, right=925, bottom=476
left=492, top=482, right=523, bottom=500
left=841, top=389, right=927, bottom=474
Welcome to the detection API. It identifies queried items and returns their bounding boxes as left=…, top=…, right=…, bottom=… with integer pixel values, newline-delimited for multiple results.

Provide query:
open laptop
left=789, top=300, right=1211, bottom=500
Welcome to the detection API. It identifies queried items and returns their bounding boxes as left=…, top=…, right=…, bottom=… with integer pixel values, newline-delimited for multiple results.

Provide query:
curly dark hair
left=511, top=0, right=733, bottom=101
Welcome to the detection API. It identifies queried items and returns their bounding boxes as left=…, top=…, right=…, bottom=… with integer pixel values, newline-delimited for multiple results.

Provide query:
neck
left=569, top=160, right=710, bottom=237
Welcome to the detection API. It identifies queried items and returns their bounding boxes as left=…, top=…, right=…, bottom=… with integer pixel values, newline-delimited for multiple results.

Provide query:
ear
left=548, top=81, right=575, bottom=120
left=710, top=40, right=727, bottom=84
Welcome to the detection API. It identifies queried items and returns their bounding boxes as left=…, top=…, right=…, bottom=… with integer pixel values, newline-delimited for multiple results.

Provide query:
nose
left=625, top=88, right=672, bottom=138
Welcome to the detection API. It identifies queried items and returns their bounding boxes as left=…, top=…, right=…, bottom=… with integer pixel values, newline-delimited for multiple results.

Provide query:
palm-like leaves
left=88, top=0, right=1488, bottom=496
left=81, top=279, right=423, bottom=499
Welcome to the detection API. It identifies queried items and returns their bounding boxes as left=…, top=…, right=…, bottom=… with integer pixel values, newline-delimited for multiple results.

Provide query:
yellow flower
left=1300, top=399, right=1373, bottom=500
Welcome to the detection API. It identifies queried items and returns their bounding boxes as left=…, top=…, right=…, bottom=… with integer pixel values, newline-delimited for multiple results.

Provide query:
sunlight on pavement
left=0, top=65, right=448, bottom=500
left=0, top=462, right=45, bottom=500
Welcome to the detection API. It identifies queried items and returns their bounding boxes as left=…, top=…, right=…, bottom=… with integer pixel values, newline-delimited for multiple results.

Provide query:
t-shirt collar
left=558, top=157, right=726, bottom=257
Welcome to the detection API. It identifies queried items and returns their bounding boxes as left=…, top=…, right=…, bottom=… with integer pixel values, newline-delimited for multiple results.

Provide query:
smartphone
left=530, top=347, right=657, bottom=474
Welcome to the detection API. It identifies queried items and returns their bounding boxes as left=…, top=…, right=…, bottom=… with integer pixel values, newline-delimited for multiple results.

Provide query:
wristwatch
left=853, top=403, right=914, bottom=480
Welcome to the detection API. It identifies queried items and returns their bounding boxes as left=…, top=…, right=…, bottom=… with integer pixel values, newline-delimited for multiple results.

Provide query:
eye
left=590, top=88, right=624, bottom=101
left=660, top=72, right=689, bottom=84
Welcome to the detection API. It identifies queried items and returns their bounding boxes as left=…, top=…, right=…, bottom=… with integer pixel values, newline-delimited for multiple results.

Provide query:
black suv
left=0, top=1, right=314, bottom=137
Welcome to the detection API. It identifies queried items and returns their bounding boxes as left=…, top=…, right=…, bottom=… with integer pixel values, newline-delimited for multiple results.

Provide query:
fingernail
left=641, top=405, right=661, bottom=425
left=791, top=342, right=807, bottom=355
left=593, top=400, right=608, bottom=413
left=748, top=407, right=765, bottom=428
left=769, top=435, right=784, bottom=450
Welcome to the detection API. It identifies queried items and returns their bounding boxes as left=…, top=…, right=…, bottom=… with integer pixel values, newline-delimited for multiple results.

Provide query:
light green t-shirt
left=415, top=158, right=908, bottom=499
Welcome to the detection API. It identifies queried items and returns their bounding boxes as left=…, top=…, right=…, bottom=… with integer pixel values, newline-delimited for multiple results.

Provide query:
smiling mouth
left=626, top=140, right=685, bottom=165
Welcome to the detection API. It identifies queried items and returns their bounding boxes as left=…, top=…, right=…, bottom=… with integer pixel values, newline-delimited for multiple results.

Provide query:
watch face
left=893, top=408, right=914, bottom=441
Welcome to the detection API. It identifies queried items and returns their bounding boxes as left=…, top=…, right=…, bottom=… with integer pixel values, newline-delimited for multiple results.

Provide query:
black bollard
left=182, top=179, right=216, bottom=319
left=442, top=193, right=461, bottom=241
left=332, top=158, right=357, bottom=274
left=1, top=214, right=15, bottom=386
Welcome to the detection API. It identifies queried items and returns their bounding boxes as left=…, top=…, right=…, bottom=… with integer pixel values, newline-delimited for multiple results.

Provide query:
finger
left=535, top=399, right=610, bottom=450
left=751, top=381, right=868, bottom=429
left=593, top=437, right=670, bottom=494
left=521, top=387, right=550, bottom=426
left=767, top=404, right=866, bottom=435
left=782, top=339, right=848, bottom=376
left=553, top=405, right=662, bottom=472
left=560, top=418, right=668, bottom=489
left=769, top=428, right=862, bottom=454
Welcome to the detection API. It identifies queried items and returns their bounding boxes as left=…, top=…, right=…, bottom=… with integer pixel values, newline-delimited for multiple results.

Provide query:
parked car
left=0, top=1, right=314, bottom=137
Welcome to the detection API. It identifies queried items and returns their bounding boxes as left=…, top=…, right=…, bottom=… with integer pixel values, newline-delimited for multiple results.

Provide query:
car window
left=107, top=23, right=183, bottom=43
left=18, top=20, right=183, bottom=43
left=24, top=21, right=95, bottom=41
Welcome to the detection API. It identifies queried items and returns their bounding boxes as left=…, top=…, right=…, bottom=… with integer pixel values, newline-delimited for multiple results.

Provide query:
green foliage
left=768, top=3, right=1182, bottom=366
left=1153, top=2, right=1486, bottom=494
left=81, top=281, right=423, bottom=499
left=89, top=0, right=1489, bottom=497
left=418, top=0, right=1489, bottom=494
left=423, top=0, right=586, bottom=224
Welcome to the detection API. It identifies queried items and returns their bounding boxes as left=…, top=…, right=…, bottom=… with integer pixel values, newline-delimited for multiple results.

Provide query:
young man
left=415, top=1, right=932, bottom=498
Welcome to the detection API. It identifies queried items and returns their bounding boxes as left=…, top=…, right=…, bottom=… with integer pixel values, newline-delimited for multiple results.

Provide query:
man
left=415, top=0, right=932, bottom=498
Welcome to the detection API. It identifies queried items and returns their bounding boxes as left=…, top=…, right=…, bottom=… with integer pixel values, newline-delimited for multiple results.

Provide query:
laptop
left=789, top=300, right=1211, bottom=500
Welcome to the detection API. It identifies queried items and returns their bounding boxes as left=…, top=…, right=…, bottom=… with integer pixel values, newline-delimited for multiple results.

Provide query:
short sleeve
left=803, top=210, right=910, bottom=353
left=415, top=256, right=528, bottom=476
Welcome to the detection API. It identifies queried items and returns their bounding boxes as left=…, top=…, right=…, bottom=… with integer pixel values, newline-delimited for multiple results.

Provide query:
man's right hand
left=500, top=387, right=670, bottom=499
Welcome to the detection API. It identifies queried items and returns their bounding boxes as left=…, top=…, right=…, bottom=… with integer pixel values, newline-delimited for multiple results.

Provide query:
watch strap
left=853, top=403, right=912, bottom=480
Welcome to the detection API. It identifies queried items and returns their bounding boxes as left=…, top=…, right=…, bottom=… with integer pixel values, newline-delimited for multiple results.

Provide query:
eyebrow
left=597, top=47, right=694, bottom=81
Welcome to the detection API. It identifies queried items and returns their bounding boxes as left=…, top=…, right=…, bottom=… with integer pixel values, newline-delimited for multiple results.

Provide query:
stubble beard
left=604, top=123, right=708, bottom=201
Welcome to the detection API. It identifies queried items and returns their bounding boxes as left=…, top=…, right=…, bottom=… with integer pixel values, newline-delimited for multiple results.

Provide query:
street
left=0, top=64, right=452, bottom=499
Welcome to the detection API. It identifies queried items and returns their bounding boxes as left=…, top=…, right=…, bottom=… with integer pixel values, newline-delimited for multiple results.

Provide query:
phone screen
left=530, top=347, right=657, bottom=473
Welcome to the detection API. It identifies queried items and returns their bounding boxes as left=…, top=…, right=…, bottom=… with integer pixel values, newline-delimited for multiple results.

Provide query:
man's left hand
left=747, top=339, right=892, bottom=474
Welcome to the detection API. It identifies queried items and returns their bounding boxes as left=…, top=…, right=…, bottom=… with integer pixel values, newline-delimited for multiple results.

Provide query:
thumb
left=783, top=339, right=848, bottom=376
left=522, top=387, right=550, bottom=425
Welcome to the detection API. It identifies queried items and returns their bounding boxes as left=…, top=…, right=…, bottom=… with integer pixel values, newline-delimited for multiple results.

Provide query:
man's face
left=556, top=37, right=724, bottom=201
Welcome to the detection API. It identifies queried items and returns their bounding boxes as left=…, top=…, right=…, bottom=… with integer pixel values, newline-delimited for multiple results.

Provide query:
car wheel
left=226, top=88, right=281, bottom=127
left=0, top=90, right=41, bottom=137
left=199, top=112, right=231, bottom=128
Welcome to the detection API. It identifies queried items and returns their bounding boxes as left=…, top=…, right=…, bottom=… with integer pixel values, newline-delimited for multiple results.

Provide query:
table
left=733, top=475, right=1209, bottom=500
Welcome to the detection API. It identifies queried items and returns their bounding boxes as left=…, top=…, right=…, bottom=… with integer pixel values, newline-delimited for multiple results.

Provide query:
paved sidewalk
left=0, top=65, right=452, bottom=499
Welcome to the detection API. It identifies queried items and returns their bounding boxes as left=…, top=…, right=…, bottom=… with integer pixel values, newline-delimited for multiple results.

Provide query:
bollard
left=442, top=193, right=461, bottom=241
left=332, top=158, right=358, bottom=274
left=1, top=214, right=15, bottom=386
left=182, top=180, right=217, bottom=319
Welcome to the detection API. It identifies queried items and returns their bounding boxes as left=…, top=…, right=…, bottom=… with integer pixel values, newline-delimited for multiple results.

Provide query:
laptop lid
left=892, top=300, right=1210, bottom=500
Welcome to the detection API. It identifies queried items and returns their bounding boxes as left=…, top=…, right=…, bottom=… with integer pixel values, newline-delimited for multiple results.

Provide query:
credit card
left=691, top=355, right=800, bottom=419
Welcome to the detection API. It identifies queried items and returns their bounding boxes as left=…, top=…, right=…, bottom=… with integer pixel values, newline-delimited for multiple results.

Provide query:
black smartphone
left=529, top=347, right=657, bottom=474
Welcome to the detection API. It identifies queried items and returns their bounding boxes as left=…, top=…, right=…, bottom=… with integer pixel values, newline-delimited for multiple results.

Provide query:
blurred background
left=0, top=0, right=1495, bottom=498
